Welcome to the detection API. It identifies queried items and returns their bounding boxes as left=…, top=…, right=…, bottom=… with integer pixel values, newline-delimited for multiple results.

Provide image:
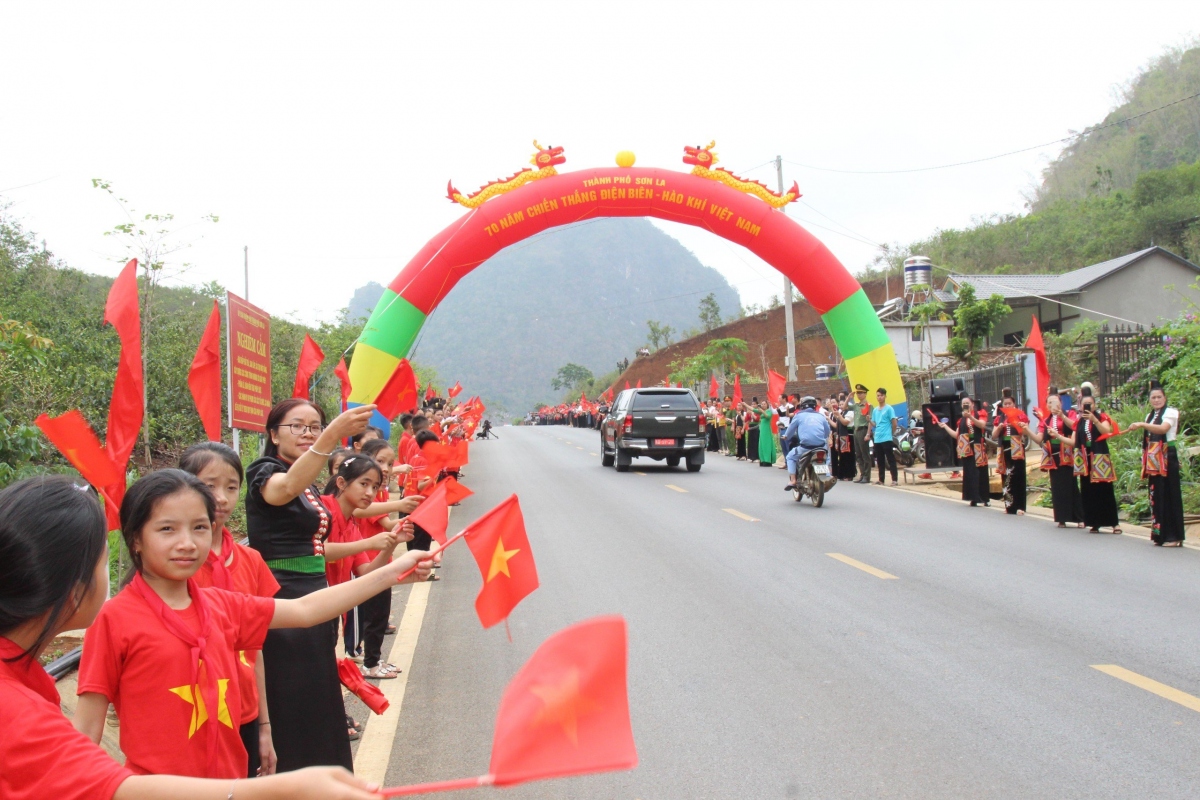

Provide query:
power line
left=783, top=91, right=1200, bottom=175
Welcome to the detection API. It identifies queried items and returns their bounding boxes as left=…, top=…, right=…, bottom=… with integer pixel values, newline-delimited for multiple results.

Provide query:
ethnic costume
left=956, top=415, right=988, bottom=505
left=996, top=410, right=1028, bottom=514
left=836, top=410, right=857, bottom=480
left=758, top=409, right=777, bottom=466
left=1143, top=406, right=1185, bottom=544
left=1040, top=414, right=1083, bottom=525
left=1074, top=413, right=1120, bottom=530
left=245, top=456, right=353, bottom=773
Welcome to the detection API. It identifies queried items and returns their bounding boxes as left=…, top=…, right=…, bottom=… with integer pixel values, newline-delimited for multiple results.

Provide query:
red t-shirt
left=321, top=495, right=370, bottom=586
left=193, top=534, right=281, bottom=724
left=359, top=488, right=393, bottom=561
left=0, top=637, right=132, bottom=799
left=398, top=432, right=419, bottom=466
left=77, top=585, right=275, bottom=778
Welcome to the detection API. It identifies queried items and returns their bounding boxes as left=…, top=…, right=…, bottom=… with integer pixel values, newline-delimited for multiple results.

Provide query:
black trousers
left=408, top=522, right=433, bottom=552
left=358, top=587, right=392, bottom=669
left=874, top=440, right=897, bottom=482
left=239, top=718, right=261, bottom=778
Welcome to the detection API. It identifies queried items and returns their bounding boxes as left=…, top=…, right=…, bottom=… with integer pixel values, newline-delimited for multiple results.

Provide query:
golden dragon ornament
left=446, top=141, right=565, bottom=209
left=683, top=141, right=800, bottom=208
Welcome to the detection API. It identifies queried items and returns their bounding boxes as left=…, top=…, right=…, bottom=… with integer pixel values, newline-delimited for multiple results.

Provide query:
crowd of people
left=0, top=393, right=486, bottom=799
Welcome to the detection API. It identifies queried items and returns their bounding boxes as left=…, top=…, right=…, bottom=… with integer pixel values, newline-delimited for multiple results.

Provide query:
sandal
left=1164, top=541, right=1183, bottom=547
left=348, top=726, right=361, bottom=740
left=1111, top=528, right=1122, bottom=535
left=362, top=664, right=398, bottom=679
left=385, top=624, right=397, bottom=635
left=1057, top=523, right=1066, bottom=528
left=426, top=573, right=440, bottom=581
left=346, top=714, right=363, bottom=732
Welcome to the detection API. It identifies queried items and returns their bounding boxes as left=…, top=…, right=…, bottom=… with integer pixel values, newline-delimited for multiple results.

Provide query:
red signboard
left=226, top=291, right=272, bottom=431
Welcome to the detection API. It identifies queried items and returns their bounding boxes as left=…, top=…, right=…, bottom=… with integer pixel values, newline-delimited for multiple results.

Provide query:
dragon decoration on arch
left=683, top=141, right=800, bottom=208
left=447, top=140, right=566, bottom=208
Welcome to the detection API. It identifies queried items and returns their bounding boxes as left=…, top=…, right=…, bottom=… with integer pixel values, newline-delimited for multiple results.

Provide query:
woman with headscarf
left=1127, top=380, right=1184, bottom=546
left=1074, top=386, right=1121, bottom=534
left=1025, top=394, right=1083, bottom=527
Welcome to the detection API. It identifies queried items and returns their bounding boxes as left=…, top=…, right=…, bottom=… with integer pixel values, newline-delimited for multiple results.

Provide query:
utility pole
left=776, top=156, right=798, bottom=381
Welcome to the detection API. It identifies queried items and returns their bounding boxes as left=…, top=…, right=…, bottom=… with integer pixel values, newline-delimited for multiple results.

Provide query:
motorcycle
left=791, top=446, right=836, bottom=507
left=895, top=425, right=925, bottom=467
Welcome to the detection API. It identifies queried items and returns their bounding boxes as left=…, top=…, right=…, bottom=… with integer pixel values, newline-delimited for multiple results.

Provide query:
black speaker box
left=922, top=401, right=960, bottom=469
left=929, top=377, right=966, bottom=402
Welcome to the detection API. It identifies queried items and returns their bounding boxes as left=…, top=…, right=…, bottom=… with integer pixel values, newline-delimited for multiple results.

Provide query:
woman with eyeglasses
left=245, top=398, right=379, bottom=773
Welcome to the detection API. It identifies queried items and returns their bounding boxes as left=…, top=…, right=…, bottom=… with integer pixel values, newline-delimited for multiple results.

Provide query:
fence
left=1097, top=330, right=1159, bottom=399
left=918, top=360, right=1027, bottom=407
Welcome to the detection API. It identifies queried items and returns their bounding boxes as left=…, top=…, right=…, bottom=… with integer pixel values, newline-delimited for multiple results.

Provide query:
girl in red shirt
left=0, top=475, right=395, bottom=800
left=179, top=442, right=282, bottom=778
left=73, top=469, right=434, bottom=781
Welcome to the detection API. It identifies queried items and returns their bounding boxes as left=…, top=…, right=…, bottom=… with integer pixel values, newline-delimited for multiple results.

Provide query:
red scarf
left=203, top=528, right=237, bottom=591
left=129, top=572, right=220, bottom=776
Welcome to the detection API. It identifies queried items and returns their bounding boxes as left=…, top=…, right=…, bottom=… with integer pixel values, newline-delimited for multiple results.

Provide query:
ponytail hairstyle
left=361, top=437, right=394, bottom=461
left=323, top=455, right=383, bottom=496
left=178, top=441, right=244, bottom=485
left=415, top=429, right=440, bottom=448
left=120, top=470, right=216, bottom=574
left=0, top=476, right=109, bottom=662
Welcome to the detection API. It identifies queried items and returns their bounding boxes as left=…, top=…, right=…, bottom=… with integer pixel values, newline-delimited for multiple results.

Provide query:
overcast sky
left=1, top=2, right=1196, bottom=323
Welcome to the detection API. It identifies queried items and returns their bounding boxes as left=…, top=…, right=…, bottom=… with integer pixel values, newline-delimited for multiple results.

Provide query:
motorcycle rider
left=782, top=396, right=833, bottom=491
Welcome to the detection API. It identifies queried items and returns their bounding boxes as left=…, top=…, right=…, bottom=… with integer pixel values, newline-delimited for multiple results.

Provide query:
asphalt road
left=380, top=424, right=1200, bottom=799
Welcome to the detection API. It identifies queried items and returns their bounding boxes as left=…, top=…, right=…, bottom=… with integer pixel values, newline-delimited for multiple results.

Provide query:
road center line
left=634, top=471, right=647, bottom=476
left=589, top=452, right=598, bottom=456
left=826, top=553, right=898, bottom=579
left=1091, top=664, right=1200, bottom=713
left=665, top=484, right=688, bottom=493
left=723, top=508, right=759, bottom=522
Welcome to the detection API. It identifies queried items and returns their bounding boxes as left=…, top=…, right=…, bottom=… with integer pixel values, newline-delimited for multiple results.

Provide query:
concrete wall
left=1077, top=252, right=1200, bottom=329
left=885, top=321, right=951, bottom=368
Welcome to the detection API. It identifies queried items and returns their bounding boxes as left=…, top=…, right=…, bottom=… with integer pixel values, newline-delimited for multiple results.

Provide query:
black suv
left=600, top=388, right=706, bottom=472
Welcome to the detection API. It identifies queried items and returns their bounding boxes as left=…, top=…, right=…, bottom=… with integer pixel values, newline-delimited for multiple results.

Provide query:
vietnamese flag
left=419, top=438, right=452, bottom=475
left=188, top=301, right=222, bottom=441
left=292, top=334, right=325, bottom=399
left=103, top=258, right=144, bottom=477
left=708, top=374, right=719, bottom=399
left=635, top=379, right=642, bottom=388
left=381, top=616, right=636, bottom=797
left=1024, top=317, right=1052, bottom=417
left=767, top=369, right=786, bottom=406
left=732, top=373, right=743, bottom=407
left=464, top=495, right=538, bottom=629
left=334, top=357, right=353, bottom=412
left=444, top=476, right=474, bottom=505
left=405, top=479, right=451, bottom=544
left=448, top=381, right=463, bottom=399
left=448, top=439, right=469, bottom=469
left=374, top=358, right=419, bottom=420
left=624, top=380, right=631, bottom=391
left=35, top=410, right=124, bottom=530
left=425, top=384, right=436, bottom=401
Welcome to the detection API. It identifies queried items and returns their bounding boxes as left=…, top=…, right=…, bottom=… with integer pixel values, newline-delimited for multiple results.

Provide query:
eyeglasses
left=278, top=422, right=324, bottom=436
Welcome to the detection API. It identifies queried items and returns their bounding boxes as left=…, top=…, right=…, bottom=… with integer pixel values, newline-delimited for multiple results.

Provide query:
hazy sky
left=1, top=2, right=1196, bottom=323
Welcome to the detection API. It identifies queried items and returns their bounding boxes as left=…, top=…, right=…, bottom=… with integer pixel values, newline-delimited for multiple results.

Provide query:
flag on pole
left=464, top=495, right=538, bottom=629
left=767, top=369, right=786, bottom=406
left=635, top=379, right=642, bottom=388
left=188, top=301, right=222, bottom=441
left=292, top=334, right=325, bottom=399
left=1025, top=317, right=1052, bottom=417
left=405, top=478, right=452, bottom=544
left=708, top=375, right=719, bottom=399
left=732, top=374, right=743, bottom=407
left=35, top=410, right=124, bottom=530
left=449, top=381, right=463, bottom=399
left=425, top=384, right=437, bottom=401
left=334, top=357, right=352, bottom=412
left=103, top=258, right=143, bottom=476
left=624, top=380, right=631, bottom=391
left=374, top=358, right=419, bottom=420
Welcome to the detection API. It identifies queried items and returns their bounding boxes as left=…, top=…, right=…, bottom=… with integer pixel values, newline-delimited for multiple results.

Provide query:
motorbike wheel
left=807, top=466, right=824, bottom=507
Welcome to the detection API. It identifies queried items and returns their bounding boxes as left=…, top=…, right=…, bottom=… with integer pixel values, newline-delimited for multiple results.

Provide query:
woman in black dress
left=1026, top=394, right=1083, bottom=527
left=744, top=400, right=760, bottom=464
left=246, top=398, right=377, bottom=772
left=992, top=388, right=1028, bottom=515
left=930, top=396, right=989, bottom=506
left=1074, top=388, right=1122, bottom=534
left=1128, top=381, right=1185, bottom=546
left=831, top=398, right=857, bottom=481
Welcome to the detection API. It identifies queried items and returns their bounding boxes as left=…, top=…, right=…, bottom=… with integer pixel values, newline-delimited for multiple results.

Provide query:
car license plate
left=653, top=438, right=676, bottom=446
left=814, top=464, right=830, bottom=475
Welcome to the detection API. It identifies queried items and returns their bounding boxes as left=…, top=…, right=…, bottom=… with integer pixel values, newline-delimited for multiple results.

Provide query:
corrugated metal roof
left=942, top=247, right=1199, bottom=301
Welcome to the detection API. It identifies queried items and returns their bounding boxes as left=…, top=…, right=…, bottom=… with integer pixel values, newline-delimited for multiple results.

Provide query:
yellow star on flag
left=169, top=678, right=233, bottom=738
left=487, top=536, right=520, bottom=582
left=529, top=668, right=601, bottom=746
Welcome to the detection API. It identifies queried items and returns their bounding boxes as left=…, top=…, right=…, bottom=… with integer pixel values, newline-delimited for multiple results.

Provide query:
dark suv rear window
left=631, top=392, right=699, bottom=411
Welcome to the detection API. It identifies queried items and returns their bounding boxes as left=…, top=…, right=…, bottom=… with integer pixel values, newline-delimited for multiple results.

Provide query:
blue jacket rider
left=783, top=397, right=831, bottom=489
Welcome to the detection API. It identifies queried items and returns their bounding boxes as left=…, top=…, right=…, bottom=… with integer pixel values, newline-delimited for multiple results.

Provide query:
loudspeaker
left=929, top=377, right=966, bottom=402
left=922, top=401, right=960, bottom=469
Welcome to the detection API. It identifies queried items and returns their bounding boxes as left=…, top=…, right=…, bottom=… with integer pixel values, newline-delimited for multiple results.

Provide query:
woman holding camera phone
left=1074, top=386, right=1121, bottom=534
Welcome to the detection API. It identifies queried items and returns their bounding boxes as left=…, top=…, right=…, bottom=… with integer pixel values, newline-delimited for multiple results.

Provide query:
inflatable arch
left=348, top=145, right=907, bottom=422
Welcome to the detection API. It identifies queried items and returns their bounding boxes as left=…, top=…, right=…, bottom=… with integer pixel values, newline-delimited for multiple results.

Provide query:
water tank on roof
left=904, top=256, right=934, bottom=292
left=815, top=364, right=835, bottom=381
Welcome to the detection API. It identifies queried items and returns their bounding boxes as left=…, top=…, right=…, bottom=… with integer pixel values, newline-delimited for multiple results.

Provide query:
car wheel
left=686, top=461, right=702, bottom=472
left=667, top=456, right=681, bottom=468
left=615, top=449, right=632, bottom=472
left=601, top=436, right=615, bottom=467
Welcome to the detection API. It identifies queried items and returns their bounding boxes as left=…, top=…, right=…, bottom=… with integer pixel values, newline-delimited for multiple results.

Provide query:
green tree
left=667, top=337, right=750, bottom=386
left=907, top=297, right=946, bottom=366
left=698, top=293, right=722, bottom=331
left=646, top=320, right=675, bottom=350
left=946, top=284, right=1011, bottom=367
left=551, top=363, right=594, bottom=391
left=0, top=319, right=53, bottom=487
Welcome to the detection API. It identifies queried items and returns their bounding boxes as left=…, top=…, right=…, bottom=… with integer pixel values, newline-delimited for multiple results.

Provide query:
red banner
left=226, top=291, right=272, bottom=432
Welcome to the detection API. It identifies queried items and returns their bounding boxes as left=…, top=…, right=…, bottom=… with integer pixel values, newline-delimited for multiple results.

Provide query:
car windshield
left=631, top=393, right=698, bottom=411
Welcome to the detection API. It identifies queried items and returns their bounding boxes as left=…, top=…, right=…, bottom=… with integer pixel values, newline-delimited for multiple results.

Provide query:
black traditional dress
left=956, top=415, right=988, bottom=505
left=1040, top=414, right=1083, bottom=525
left=996, top=412, right=1028, bottom=514
left=836, top=412, right=857, bottom=480
left=245, top=456, right=353, bottom=773
left=1075, top=413, right=1120, bottom=530
left=1143, top=407, right=1185, bottom=544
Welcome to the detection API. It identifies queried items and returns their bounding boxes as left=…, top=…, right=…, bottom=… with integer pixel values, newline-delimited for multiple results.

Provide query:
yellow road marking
left=723, top=508, right=759, bottom=522
left=353, top=581, right=431, bottom=781
left=1091, top=665, right=1200, bottom=714
left=576, top=446, right=584, bottom=450
left=665, top=484, right=688, bottom=493
left=589, top=452, right=598, bottom=456
left=826, top=553, right=898, bottom=580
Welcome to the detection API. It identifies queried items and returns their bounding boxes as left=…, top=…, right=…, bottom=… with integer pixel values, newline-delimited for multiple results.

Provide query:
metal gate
left=1097, top=330, right=1158, bottom=398
left=920, top=360, right=1027, bottom=406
